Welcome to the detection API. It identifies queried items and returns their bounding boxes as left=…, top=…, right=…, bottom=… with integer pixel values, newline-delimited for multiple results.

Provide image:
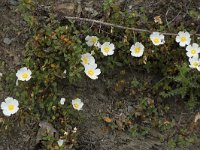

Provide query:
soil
left=0, top=0, right=200, bottom=150
left=69, top=74, right=164, bottom=150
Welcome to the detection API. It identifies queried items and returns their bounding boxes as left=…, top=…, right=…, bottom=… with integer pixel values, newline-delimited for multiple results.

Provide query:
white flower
left=130, top=42, right=145, bottom=57
left=57, top=139, right=64, bottom=147
left=94, top=41, right=101, bottom=48
left=16, top=67, right=32, bottom=81
left=85, top=35, right=99, bottom=47
left=1, top=97, right=19, bottom=116
left=176, top=31, right=191, bottom=47
left=72, top=98, right=84, bottom=111
left=60, top=98, right=66, bottom=105
left=64, top=131, right=69, bottom=136
left=72, top=127, right=77, bottom=133
left=100, top=42, right=115, bottom=56
left=0, top=73, right=2, bottom=77
left=186, top=43, right=200, bottom=58
left=84, top=63, right=101, bottom=80
left=63, top=70, right=67, bottom=78
left=74, top=127, right=77, bottom=131
left=150, top=32, right=165, bottom=46
left=189, top=56, right=200, bottom=69
left=81, top=53, right=95, bottom=66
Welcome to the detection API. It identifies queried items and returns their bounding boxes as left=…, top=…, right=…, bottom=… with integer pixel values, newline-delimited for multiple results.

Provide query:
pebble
left=9, top=0, right=19, bottom=6
left=128, top=105, right=134, bottom=112
left=3, top=38, right=12, bottom=45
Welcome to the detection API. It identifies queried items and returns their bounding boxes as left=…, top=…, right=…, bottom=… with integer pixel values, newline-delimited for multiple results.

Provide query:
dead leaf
left=36, top=121, right=59, bottom=144
left=51, top=145, right=59, bottom=150
left=103, top=117, right=112, bottom=123
left=115, top=80, right=125, bottom=92
left=54, top=3, right=77, bottom=16
left=143, top=55, right=147, bottom=64
left=116, top=120, right=124, bottom=130
left=115, top=113, right=129, bottom=130
left=154, top=16, right=163, bottom=24
left=123, top=35, right=128, bottom=43
left=163, top=120, right=170, bottom=125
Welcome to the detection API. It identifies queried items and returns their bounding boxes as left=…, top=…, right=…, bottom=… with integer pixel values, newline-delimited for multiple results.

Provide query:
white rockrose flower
left=16, top=67, right=32, bottom=81
left=72, top=98, right=84, bottom=111
left=81, top=53, right=95, bottom=66
left=1, top=97, right=19, bottom=117
left=150, top=32, right=165, bottom=46
left=186, top=43, right=200, bottom=58
left=84, top=63, right=101, bottom=80
left=176, top=31, right=191, bottom=47
left=130, top=42, right=145, bottom=57
left=100, top=42, right=115, bottom=56
left=189, top=56, right=200, bottom=69
left=85, top=36, right=99, bottom=47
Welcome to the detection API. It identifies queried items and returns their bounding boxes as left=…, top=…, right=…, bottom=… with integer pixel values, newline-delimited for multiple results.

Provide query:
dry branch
left=64, top=16, right=200, bottom=37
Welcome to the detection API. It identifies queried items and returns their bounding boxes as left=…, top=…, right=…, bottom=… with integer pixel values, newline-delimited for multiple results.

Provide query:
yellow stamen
left=153, top=38, right=160, bottom=44
left=134, top=47, right=140, bottom=53
left=180, top=36, right=186, bottom=42
left=104, top=47, right=110, bottom=53
left=191, top=49, right=196, bottom=55
left=88, top=69, right=94, bottom=76
left=74, top=103, right=79, bottom=109
left=91, top=37, right=97, bottom=44
left=22, top=72, right=28, bottom=79
left=83, top=57, right=88, bottom=64
left=193, top=62, right=199, bottom=67
left=8, top=104, right=14, bottom=111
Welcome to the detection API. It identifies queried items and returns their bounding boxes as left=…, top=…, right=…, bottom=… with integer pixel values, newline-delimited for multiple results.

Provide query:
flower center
left=180, top=36, right=186, bottom=42
left=8, top=104, right=15, bottom=111
left=74, top=103, right=79, bottom=109
left=134, top=47, right=140, bottom=53
left=22, top=72, right=28, bottom=79
left=83, top=57, right=88, bottom=64
left=153, top=38, right=160, bottom=44
left=91, top=37, right=97, bottom=44
left=191, top=49, right=196, bottom=55
left=103, top=47, right=110, bottom=53
left=88, top=69, right=94, bottom=76
left=193, top=62, right=199, bottom=67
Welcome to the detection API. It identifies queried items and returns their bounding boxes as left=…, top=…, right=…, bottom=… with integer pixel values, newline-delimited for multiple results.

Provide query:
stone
left=53, top=2, right=82, bottom=16
left=9, top=0, right=19, bottom=6
left=127, top=105, right=134, bottom=112
left=3, top=38, right=12, bottom=45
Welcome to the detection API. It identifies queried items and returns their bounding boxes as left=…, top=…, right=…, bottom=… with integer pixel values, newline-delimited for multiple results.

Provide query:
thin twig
left=167, top=11, right=182, bottom=26
left=165, top=7, right=170, bottom=28
left=145, top=0, right=162, bottom=8
left=64, top=16, right=200, bottom=37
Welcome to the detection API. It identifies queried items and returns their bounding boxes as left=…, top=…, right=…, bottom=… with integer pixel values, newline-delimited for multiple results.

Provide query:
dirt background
left=0, top=0, right=200, bottom=150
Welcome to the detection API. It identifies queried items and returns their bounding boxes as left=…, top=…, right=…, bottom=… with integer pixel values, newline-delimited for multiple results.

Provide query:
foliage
left=1, top=0, right=199, bottom=149
left=154, top=63, right=200, bottom=110
left=18, top=0, right=38, bottom=28
left=167, top=133, right=197, bottom=150
left=103, top=0, right=115, bottom=11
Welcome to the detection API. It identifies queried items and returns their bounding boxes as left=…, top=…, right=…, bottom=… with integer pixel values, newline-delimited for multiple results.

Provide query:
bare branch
left=64, top=16, right=200, bottom=37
